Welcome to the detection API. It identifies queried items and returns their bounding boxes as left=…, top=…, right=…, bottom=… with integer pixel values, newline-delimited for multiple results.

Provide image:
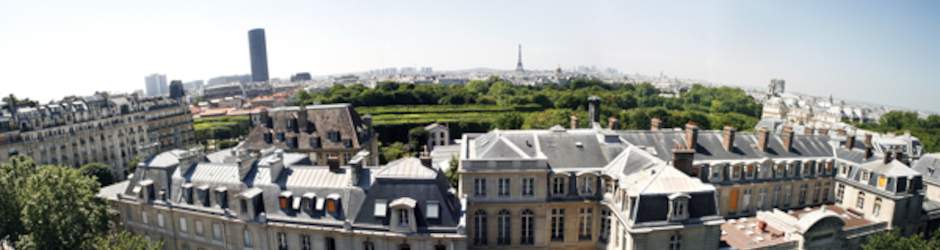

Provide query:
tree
left=1, top=155, right=112, bottom=249
left=495, top=112, right=525, bottom=130
left=86, top=231, right=164, bottom=250
left=861, top=229, right=939, bottom=250
left=465, top=80, right=489, bottom=94
left=407, top=127, right=429, bottom=152
left=126, top=156, right=142, bottom=174
left=80, top=162, right=116, bottom=187
left=380, top=142, right=407, bottom=164
left=445, top=156, right=459, bottom=188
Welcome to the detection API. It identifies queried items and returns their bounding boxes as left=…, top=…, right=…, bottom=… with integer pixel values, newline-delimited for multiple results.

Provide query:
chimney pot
left=570, top=114, right=579, bottom=130
left=608, top=116, right=619, bottom=130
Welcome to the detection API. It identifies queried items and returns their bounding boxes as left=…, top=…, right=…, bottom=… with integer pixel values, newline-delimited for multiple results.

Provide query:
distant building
left=207, top=74, right=250, bottom=87
left=182, top=80, right=204, bottom=91
left=291, top=72, right=312, bottom=82
left=420, top=67, right=433, bottom=74
left=248, top=29, right=269, bottom=82
left=400, top=67, right=416, bottom=74
left=515, top=44, right=524, bottom=73
left=144, top=74, right=167, bottom=96
left=768, top=78, right=786, bottom=97
left=169, top=80, right=185, bottom=100
left=425, top=123, right=450, bottom=151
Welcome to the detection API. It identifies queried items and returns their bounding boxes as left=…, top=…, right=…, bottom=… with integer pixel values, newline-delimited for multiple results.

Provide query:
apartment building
left=245, top=103, right=379, bottom=166
left=98, top=147, right=467, bottom=250
left=0, top=93, right=194, bottom=180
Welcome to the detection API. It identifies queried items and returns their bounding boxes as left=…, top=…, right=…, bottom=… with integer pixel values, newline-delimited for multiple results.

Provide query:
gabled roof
left=374, top=157, right=437, bottom=180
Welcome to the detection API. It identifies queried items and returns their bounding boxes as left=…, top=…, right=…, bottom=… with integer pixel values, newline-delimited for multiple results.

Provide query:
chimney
left=260, top=108, right=270, bottom=128
left=818, top=127, right=829, bottom=136
left=904, top=130, right=911, bottom=138
left=297, top=105, right=308, bottom=132
left=362, top=114, right=373, bottom=138
left=685, top=122, right=699, bottom=150
left=722, top=125, right=736, bottom=152
left=836, top=129, right=846, bottom=136
left=608, top=116, right=619, bottom=130
left=588, top=95, right=601, bottom=125
left=845, top=133, right=856, bottom=150
left=864, top=146, right=873, bottom=160
left=895, top=148, right=904, bottom=163
left=887, top=131, right=896, bottom=137
left=757, top=127, right=770, bottom=151
left=672, top=145, right=695, bottom=175
left=269, top=149, right=285, bottom=183
left=570, top=114, right=579, bottom=130
left=328, top=154, right=340, bottom=171
left=865, top=133, right=873, bottom=147
left=651, top=117, right=662, bottom=131
left=782, top=126, right=794, bottom=152
left=804, top=126, right=814, bottom=135
left=419, top=146, right=432, bottom=168
left=883, top=151, right=892, bottom=165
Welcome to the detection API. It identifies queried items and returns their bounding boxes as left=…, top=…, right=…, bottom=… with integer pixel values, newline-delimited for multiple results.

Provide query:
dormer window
left=182, top=183, right=194, bottom=204
left=326, top=193, right=341, bottom=214
left=214, top=187, right=228, bottom=209
left=746, top=165, right=755, bottom=179
left=264, top=133, right=272, bottom=143
left=309, top=137, right=321, bottom=148
left=552, top=176, right=567, bottom=195
left=399, top=208, right=409, bottom=226
left=276, top=133, right=284, bottom=142
left=732, top=166, right=741, bottom=179
left=802, top=163, right=811, bottom=176
left=374, top=199, right=388, bottom=217
left=279, top=191, right=293, bottom=210
left=303, top=193, right=316, bottom=211
left=427, top=201, right=440, bottom=219
left=198, top=185, right=210, bottom=207
left=389, top=197, right=417, bottom=233
left=668, top=193, right=691, bottom=221
left=711, top=165, right=722, bottom=181
left=343, top=139, right=352, bottom=148
left=579, top=176, right=594, bottom=195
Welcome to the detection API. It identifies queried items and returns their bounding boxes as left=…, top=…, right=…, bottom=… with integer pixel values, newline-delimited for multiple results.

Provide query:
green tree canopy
left=80, top=162, right=116, bottom=187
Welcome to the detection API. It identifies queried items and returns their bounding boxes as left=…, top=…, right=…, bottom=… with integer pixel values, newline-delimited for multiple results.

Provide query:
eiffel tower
left=515, top=44, right=524, bottom=73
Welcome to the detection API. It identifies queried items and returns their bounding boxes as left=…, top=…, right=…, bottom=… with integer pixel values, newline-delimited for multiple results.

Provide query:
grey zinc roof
left=282, top=167, right=352, bottom=188
left=147, top=149, right=187, bottom=168
left=537, top=130, right=617, bottom=169
left=861, top=159, right=920, bottom=177
left=617, top=130, right=834, bottom=162
left=374, top=157, right=438, bottom=180
left=911, top=154, right=940, bottom=184
left=187, top=163, right=244, bottom=185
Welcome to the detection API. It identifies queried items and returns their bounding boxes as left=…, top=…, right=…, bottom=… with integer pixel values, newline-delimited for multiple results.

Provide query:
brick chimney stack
left=818, top=127, right=829, bottom=136
left=608, top=116, right=619, bottom=130
left=685, top=122, right=699, bottom=150
left=782, top=126, right=794, bottom=152
left=883, top=151, right=892, bottom=165
left=722, top=125, right=736, bottom=152
left=758, top=127, right=770, bottom=151
left=865, top=133, right=873, bottom=147
left=672, top=145, right=695, bottom=176
left=420, top=146, right=432, bottom=167
left=845, top=133, right=856, bottom=150
left=804, top=126, right=814, bottom=135
left=895, top=148, right=905, bottom=164
left=570, top=114, right=579, bottom=130
left=651, top=117, right=661, bottom=131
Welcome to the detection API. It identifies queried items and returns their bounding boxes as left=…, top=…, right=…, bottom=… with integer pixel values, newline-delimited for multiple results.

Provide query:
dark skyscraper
left=248, top=28, right=269, bottom=82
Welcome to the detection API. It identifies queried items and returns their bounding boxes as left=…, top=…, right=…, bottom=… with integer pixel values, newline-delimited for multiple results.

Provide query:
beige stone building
left=0, top=93, right=194, bottom=180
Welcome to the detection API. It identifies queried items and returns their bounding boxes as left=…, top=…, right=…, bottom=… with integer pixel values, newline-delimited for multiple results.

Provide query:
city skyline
left=0, top=1, right=938, bottom=112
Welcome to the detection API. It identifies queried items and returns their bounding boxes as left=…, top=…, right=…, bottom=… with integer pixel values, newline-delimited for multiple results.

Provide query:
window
left=325, top=237, right=336, bottom=250
left=732, top=166, right=741, bottom=179
left=742, top=189, right=752, bottom=213
left=521, top=209, right=535, bottom=245
left=787, top=164, right=796, bottom=176
left=817, top=162, right=825, bottom=175
left=746, top=165, right=755, bottom=178
left=857, top=192, right=866, bottom=210
left=277, top=232, right=287, bottom=250
left=711, top=165, right=722, bottom=180
left=142, top=211, right=148, bottom=225
left=551, top=208, right=565, bottom=241
left=497, top=210, right=511, bottom=245
left=823, top=183, right=831, bottom=202
left=363, top=242, right=374, bottom=250
left=195, top=220, right=204, bottom=236
left=474, top=178, right=486, bottom=197
left=243, top=229, right=253, bottom=247
left=301, top=235, right=311, bottom=250
left=799, top=184, right=808, bottom=205
left=474, top=210, right=487, bottom=245
left=862, top=171, right=869, bottom=182
left=729, top=189, right=739, bottom=211
left=579, top=208, right=593, bottom=240
left=836, top=184, right=845, bottom=204
left=179, top=217, right=188, bottom=233
left=803, top=163, right=811, bottom=176
left=813, top=183, right=821, bottom=203
left=523, top=178, right=535, bottom=196
left=776, top=164, right=786, bottom=178
left=758, top=188, right=767, bottom=210
left=874, top=198, right=882, bottom=216
left=600, top=209, right=611, bottom=243
left=784, top=185, right=793, bottom=207
left=399, top=209, right=409, bottom=226
left=399, top=243, right=410, bottom=250
left=827, top=162, right=834, bottom=174
left=427, top=202, right=440, bottom=219
left=374, top=200, right=387, bottom=217
left=773, top=186, right=781, bottom=208
left=669, top=234, right=682, bottom=250
left=878, top=176, right=887, bottom=188
left=327, top=200, right=336, bottom=213
left=240, top=199, right=249, bottom=214
left=157, top=213, right=165, bottom=228
left=213, top=223, right=222, bottom=240
left=498, top=178, right=511, bottom=196
left=841, top=164, right=849, bottom=175
left=580, top=176, right=594, bottom=195
left=553, top=176, right=567, bottom=195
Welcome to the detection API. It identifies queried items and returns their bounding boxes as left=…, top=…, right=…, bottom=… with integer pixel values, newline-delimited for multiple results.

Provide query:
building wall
left=717, top=178, right=834, bottom=217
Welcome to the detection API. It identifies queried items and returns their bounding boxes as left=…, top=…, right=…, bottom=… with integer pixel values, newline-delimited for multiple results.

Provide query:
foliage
left=86, top=231, right=164, bottom=250
left=126, top=156, right=142, bottom=174
left=861, top=229, right=940, bottom=250
left=380, top=142, right=408, bottom=164
left=1, top=155, right=112, bottom=249
left=446, top=155, right=459, bottom=188
left=216, top=139, right=239, bottom=150
left=408, top=127, right=429, bottom=152
left=495, top=112, right=525, bottom=130
left=194, top=116, right=251, bottom=144
left=80, top=162, right=116, bottom=187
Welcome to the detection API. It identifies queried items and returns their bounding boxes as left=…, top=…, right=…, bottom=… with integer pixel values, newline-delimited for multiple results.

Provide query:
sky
left=1, top=1, right=938, bottom=112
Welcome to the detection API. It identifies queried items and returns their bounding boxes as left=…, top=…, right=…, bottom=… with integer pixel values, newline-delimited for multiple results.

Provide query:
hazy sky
left=1, top=1, right=938, bottom=112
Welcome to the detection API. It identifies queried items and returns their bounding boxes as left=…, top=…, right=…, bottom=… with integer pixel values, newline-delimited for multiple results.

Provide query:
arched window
left=521, top=209, right=535, bottom=244
left=474, top=210, right=487, bottom=245
left=497, top=210, right=511, bottom=245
